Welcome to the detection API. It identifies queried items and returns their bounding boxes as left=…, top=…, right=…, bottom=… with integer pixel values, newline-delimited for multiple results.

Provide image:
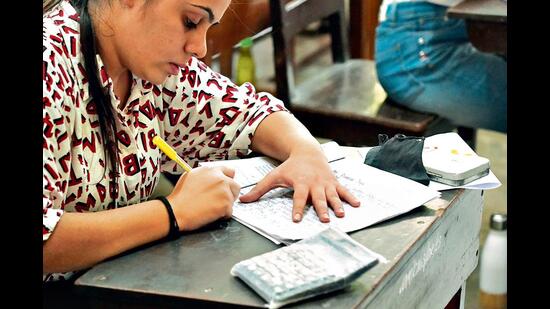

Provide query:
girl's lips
left=169, top=62, right=180, bottom=75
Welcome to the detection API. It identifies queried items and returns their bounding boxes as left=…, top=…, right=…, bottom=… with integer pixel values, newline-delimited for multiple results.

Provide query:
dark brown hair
left=44, top=0, right=119, bottom=183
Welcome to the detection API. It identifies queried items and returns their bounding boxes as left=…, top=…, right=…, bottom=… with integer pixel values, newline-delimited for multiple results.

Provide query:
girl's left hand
left=239, top=148, right=360, bottom=223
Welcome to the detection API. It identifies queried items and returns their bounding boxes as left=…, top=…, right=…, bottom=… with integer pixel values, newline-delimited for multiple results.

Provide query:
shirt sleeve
left=43, top=30, right=74, bottom=242
left=159, top=57, right=289, bottom=173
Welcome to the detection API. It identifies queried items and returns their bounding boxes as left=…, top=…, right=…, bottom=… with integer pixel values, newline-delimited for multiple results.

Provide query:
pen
left=152, top=135, right=193, bottom=173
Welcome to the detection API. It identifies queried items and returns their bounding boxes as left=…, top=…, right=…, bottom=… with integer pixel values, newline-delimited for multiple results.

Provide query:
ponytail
left=72, top=0, right=120, bottom=183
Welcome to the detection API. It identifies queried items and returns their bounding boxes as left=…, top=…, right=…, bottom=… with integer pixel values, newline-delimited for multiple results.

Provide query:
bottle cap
left=240, top=37, right=253, bottom=48
left=490, top=213, right=507, bottom=230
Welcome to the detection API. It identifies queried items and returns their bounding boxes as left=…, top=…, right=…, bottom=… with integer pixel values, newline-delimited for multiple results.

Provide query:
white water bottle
left=479, top=213, right=507, bottom=309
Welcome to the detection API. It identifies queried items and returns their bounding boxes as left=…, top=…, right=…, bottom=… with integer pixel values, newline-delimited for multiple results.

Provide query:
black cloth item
left=364, top=134, right=430, bottom=185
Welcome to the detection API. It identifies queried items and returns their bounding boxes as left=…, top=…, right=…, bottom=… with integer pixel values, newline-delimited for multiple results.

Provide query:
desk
left=74, top=150, right=483, bottom=308
left=447, top=0, right=507, bottom=55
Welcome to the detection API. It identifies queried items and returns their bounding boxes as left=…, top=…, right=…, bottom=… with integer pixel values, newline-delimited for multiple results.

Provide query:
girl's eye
left=184, top=18, right=198, bottom=29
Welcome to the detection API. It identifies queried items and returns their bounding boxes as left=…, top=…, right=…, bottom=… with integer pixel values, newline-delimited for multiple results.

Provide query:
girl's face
left=110, top=0, right=230, bottom=84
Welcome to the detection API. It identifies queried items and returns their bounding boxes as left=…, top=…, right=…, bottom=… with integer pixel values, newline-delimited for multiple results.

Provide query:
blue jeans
left=375, top=2, right=507, bottom=132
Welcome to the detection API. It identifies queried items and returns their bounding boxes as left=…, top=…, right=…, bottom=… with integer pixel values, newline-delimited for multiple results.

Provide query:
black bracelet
left=157, top=196, right=180, bottom=240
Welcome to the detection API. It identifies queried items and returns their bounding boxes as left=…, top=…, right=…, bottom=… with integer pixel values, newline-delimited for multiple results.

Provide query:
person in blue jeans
left=375, top=0, right=507, bottom=133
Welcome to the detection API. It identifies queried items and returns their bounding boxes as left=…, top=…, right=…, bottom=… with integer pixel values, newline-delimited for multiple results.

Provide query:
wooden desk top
left=74, top=152, right=483, bottom=308
left=447, top=0, right=507, bottom=23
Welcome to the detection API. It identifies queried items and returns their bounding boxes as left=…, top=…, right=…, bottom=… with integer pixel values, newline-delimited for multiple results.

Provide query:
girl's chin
left=134, top=68, right=171, bottom=85
left=142, top=73, right=167, bottom=85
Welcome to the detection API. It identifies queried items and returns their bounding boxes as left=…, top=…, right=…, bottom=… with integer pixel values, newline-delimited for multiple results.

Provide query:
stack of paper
left=201, top=142, right=441, bottom=244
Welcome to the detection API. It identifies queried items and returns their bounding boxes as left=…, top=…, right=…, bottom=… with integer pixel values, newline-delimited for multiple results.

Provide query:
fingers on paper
left=311, top=186, right=330, bottom=223
left=291, top=184, right=308, bottom=222
left=326, top=186, right=345, bottom=217
left=239, top=171, right=283, bottom=203
left=337, top=183, right=360, bottom=207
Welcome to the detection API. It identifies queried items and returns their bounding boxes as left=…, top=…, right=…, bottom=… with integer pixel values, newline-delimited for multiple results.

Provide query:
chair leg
left=457, top=127, right=477, bottom=151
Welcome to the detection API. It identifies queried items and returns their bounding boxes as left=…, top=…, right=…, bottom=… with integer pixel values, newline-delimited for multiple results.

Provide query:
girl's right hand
left=167, top=166, right=241, bottom=232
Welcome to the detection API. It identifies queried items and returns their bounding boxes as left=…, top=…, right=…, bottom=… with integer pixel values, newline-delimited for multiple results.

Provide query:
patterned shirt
left=43, top=1, right=287, bottom=282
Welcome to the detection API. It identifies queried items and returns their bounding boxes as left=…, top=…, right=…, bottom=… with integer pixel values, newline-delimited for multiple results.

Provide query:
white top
left=43, top=0, right=286, bottom=282
left=379, top=0, right=464, bottom=22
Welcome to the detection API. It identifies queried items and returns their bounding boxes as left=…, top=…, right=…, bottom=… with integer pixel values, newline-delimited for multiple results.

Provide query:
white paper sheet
left=200, top=156, right=279, bottom=188
left=200, top=141, right=346, bottom=188
left=229, top=158, right=440, bottom=242
left=428, top=170, right=501, bottom=191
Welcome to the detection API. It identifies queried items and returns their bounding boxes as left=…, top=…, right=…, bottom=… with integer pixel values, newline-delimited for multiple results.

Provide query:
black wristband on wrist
left=157, top=196, right=180, bottom=240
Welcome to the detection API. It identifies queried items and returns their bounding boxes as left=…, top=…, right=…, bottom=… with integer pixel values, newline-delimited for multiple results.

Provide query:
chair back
left=268, top=0, right=448, bottom=146
left=270, top=0, right=349, bottom=105
left=350, top=0, right=383, bottom=59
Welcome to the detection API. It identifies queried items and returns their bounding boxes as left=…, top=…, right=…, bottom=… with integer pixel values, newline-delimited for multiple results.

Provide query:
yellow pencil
left=152, top=135, right=193, bottom=173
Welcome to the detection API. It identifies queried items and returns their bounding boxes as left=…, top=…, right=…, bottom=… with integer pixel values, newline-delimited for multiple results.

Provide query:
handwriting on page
left=200, top=157, right=278, bottom=188
left=230, top=159, right=277, bottom=188
left=199, top=141, right=346, bottom=188
left=234, top=188, right=330, bottom=241
left=333, top=169, right=396, bottom=211
left=233, top=159, right=440, bottom=242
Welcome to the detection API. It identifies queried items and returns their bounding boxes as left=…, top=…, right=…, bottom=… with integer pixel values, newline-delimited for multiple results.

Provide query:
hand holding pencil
left=152, top=135, right=240, bottom=231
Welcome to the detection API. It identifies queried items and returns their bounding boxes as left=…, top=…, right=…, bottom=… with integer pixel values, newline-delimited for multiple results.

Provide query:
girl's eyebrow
left=190, top=4, right=215, bottom=23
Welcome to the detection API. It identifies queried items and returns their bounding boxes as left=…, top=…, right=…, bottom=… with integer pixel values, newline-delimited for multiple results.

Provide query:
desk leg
left=445, top=282, right=466, bottom=309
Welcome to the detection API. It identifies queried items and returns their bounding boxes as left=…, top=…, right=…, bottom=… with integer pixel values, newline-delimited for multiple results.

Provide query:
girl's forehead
left=178, top=0, right=231, bottom=17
